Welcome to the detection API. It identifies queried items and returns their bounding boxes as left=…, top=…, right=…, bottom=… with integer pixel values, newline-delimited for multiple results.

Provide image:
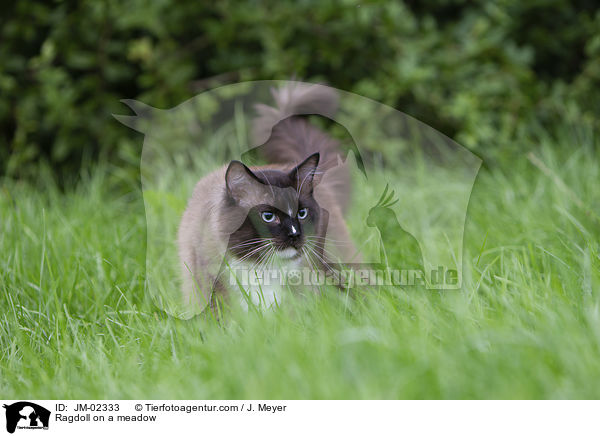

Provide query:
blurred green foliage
left=1, top=0, right=599, bottom=181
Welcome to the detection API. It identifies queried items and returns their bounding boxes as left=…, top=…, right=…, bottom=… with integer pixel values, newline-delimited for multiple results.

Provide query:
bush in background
left=1, top=0, right=598, bottom=181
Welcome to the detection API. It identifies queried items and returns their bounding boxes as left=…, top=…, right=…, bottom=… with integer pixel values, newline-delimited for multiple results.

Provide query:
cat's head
left=224, top=153, right=326, bottom=262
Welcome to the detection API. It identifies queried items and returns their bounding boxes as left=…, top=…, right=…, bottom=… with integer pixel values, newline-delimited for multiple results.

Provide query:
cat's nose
left=288, top=224, right=300, bottom=238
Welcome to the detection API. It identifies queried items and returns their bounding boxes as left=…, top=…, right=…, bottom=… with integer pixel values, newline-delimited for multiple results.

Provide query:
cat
left=177, top=83, right=359, bottom=312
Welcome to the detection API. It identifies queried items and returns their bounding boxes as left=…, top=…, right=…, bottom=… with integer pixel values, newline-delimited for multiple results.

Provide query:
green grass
left=1, top=133, right=599, bottom=399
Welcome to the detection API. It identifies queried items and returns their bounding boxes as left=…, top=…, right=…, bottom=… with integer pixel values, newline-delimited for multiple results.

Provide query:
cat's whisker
left=265, top=246, right=278, bottom=271
left=303, top=246, right=335, bottom=284
left=304, top=244, right=326, bottom=263
left=301, top=247, right=319, bottom=275
left=305, top=240, right=340, bottom=263
left=307, top=247, right=337, bottom=275
left=303, top=243, right=336, bottom=274
left=230, top=239, right=270, bottom=246
left=304, top=236, right=354, bottom=246
left=229, top=245, right=270, bottom=256
left=232, top=242, right=273, bottom=264
left=233, top=237, right=270, bottom=242
left=305, top=238, right=356, bottom=264
left=229, top=238, right=273, bottom=250
left=305, top=235, right=354, bottom=243
left=249, top=244, right=275, bottom=271
left=259, top=246, right=277, bottom=272
left=301, top=247, right=311, bottom=269
left=249, top=253, right=267, bottom=272
left=262, top=246, right=277, bottom=270
left=229, top=245, right=269, bottom=257
left=230, top=240, right=271, bottom=258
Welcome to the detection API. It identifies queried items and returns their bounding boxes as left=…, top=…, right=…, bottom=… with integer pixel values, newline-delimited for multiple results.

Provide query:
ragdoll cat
left=177, top=83, right=358, bottom=311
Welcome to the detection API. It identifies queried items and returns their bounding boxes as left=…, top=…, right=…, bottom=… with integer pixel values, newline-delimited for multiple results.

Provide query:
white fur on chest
left=227, top=256, right=302, bottom=310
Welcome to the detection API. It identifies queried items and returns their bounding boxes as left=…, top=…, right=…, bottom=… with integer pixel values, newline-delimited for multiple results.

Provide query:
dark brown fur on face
left=224, top=153, right=327, bottom=263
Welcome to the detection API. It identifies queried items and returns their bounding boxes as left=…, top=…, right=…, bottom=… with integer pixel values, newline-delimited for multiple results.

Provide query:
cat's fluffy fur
left=178, top=83, right=358, bottom=311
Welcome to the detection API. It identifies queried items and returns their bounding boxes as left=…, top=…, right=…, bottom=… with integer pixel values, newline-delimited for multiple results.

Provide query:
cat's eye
left=261, top=211, right=276, bottom=223
left=297, top=208, right=309, bottom=219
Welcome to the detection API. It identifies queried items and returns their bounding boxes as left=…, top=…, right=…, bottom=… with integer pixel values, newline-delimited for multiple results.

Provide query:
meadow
left=1, top=122, right=599, bottom=399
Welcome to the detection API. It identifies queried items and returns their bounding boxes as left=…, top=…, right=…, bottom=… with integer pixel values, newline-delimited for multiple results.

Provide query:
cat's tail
left=251, top=82, right=354, bottom=212
left=252, top=82, right=339, bottom=152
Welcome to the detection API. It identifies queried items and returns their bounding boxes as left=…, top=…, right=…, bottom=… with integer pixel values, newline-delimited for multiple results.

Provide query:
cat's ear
left=291, top=153, right=320, bottom=194
left=225, top=160, right=264, bottom=202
